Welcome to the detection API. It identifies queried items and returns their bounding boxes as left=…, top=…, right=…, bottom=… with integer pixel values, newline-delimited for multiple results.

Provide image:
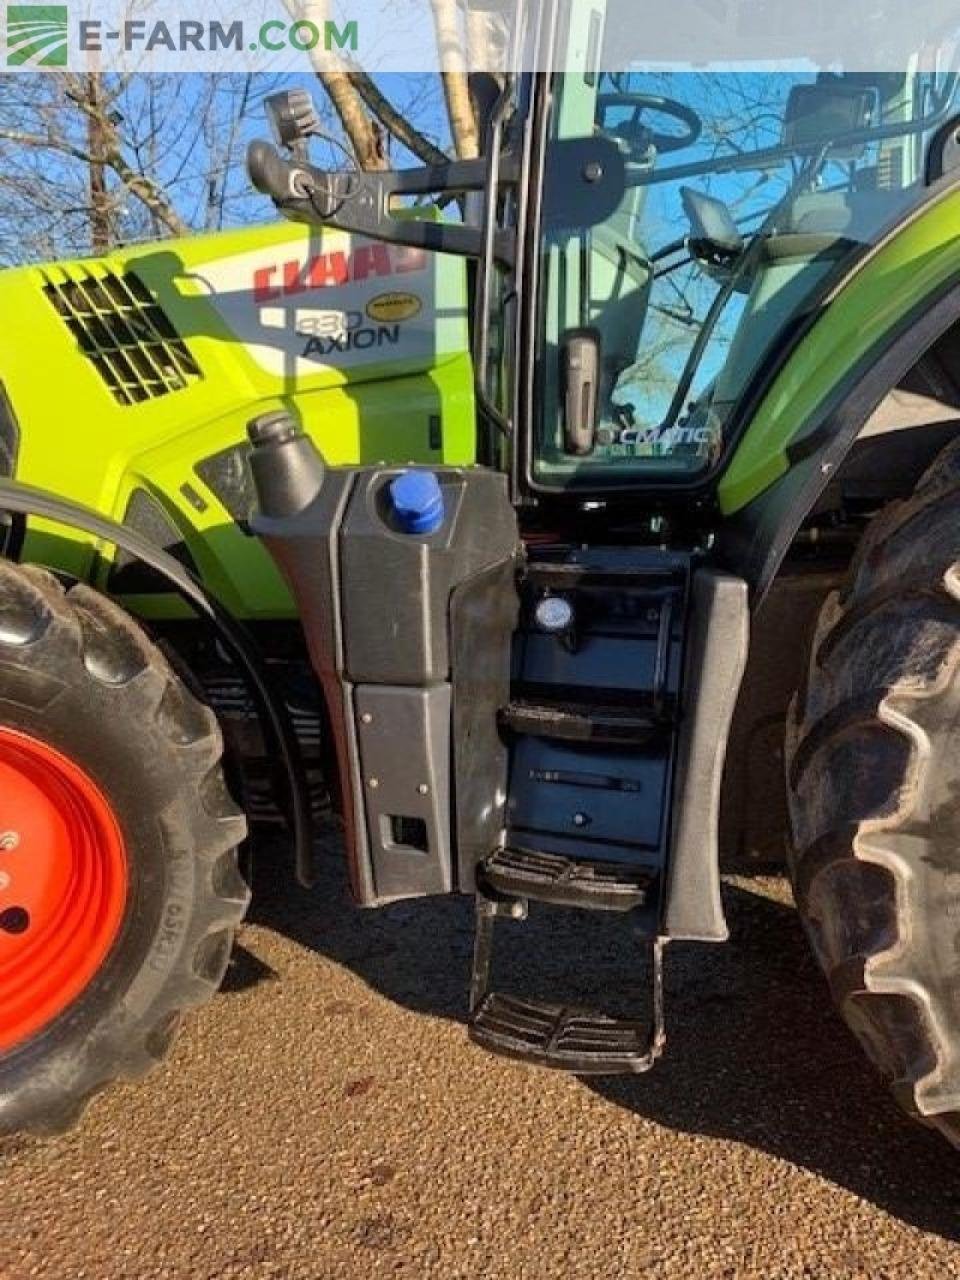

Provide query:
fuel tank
left=249, top=411, right=520, bottom=904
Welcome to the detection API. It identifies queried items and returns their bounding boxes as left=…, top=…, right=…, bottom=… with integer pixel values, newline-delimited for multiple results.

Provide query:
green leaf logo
left=7, top=5, right=69, bottom=67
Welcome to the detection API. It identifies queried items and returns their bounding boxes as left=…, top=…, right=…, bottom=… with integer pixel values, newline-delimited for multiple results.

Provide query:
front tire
left=787, top=436, right=960, bottom=1144
left=0, top=563, right=249, bottom=1135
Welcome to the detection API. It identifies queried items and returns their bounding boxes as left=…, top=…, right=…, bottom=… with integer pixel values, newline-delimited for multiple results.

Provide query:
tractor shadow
left=232, top=827, right=960, bottom=1241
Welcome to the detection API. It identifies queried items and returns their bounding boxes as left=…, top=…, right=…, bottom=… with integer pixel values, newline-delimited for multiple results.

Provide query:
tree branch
left=347, top=72, right=449, bottom=167
left=430, top=0, right=478, bottom=159
left=63, top=78, right=188, bottom=237
left=279, top=0, right=387, bottom=170
left=0, top=126, right=93, bottom=166
left=317, top=67, right=387, bottom=170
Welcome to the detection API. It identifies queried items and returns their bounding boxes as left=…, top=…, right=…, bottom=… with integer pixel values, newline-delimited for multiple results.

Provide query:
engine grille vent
left=42, top=267, right=202, bottom=406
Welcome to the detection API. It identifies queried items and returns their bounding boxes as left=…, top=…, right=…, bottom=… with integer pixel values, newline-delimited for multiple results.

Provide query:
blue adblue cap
left=389, top=470, right=445, bottom=536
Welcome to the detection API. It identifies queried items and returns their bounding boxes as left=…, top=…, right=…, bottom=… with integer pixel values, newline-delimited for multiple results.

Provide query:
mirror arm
left=249, top=139, right=519, bottom=265
left=249, top=134, right=625, bottom=267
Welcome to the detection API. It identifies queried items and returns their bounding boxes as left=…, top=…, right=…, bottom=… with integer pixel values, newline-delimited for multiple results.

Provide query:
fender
left=716, top=276, right=960, bottom=605
left=0, top=478, right=314, bottom=883
left=715, top=175, right=960, bottom=604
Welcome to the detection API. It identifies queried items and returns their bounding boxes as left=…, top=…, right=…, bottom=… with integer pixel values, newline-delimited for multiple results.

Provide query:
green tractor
left=4, top=4, right=960, bottom=1144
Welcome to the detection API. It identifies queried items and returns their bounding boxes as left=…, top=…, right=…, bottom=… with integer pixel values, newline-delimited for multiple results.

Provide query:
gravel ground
left=4, top=839, right=960, bottom=1279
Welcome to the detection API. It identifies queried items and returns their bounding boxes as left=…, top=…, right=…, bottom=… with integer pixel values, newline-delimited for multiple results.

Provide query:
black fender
left=0, top=478, right=314, bottom=884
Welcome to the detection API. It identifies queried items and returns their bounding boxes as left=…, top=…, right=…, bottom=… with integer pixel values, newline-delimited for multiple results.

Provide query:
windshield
left=533, top=66, right=958, bottom=489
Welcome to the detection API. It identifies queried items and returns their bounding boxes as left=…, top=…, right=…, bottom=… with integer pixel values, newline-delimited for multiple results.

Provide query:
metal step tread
left=499, top=698, right=671, bottom=743
left=469, top=992, right=660, bottom=1074
left=480, top=847, right=656, bottom=911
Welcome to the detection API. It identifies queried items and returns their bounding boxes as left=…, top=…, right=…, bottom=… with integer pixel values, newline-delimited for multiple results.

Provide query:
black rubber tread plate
left=480, top=847, right=656, bottom=911
left=469, top=993, right=656, bottom=1074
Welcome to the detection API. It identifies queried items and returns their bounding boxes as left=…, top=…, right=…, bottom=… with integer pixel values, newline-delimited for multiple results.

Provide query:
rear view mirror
left=782, top=82, right=877, bottom=159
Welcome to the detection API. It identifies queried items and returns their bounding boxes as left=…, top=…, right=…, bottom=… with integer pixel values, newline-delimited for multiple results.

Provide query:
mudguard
left=716, top=177, right=960, bottom=602
left=0, top=478, right=312, bottom=879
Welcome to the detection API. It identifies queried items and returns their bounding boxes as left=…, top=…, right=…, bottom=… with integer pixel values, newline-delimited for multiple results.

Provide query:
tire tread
left=787, top=444, right=960, bottom=1138
left=0, top=563, right=249, bottom=1136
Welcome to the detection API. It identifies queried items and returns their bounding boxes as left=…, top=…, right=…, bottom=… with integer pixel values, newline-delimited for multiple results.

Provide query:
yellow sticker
left=366, top=291, right=423, bottom=323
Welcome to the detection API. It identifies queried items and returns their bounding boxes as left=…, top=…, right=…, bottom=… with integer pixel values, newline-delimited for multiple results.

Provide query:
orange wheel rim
left=0, top=726, right=128, bottom=1052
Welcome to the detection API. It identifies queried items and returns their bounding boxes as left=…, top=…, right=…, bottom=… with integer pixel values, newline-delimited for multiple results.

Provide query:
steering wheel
left=597, top=92, right=702, bottom=156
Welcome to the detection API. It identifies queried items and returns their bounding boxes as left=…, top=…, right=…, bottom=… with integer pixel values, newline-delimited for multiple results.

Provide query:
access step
left=468, top=893, right=666, bottom=1075
left=479, top=847, right=656, bottom=911
left=499, top=698, right=671, bottom=744
left=469, top=991, right=663, bottom=1075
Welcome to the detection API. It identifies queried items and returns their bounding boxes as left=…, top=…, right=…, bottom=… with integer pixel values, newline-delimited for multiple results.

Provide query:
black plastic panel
left=451, top=559, right=520, bottom=885
left=254, top=457, right=519, bottom=906
left=354, top=684, right=452, bottom=898
left=339, top=470, right=518, bottom=686
left=507, top=737, right=668, bottom=852
left=195, top=443, right=256, bottom=526
left=664, top=570, right=748, bottom=942
left=108, top=488, right=199, bottom=593
left=518, top=631, right=682, bottom=696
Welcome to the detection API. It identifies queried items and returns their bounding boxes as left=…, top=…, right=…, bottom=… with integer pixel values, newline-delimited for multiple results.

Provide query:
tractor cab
left=531, top=64, right=954, bottom=496
left=245, top=4, right=960, bottom=1076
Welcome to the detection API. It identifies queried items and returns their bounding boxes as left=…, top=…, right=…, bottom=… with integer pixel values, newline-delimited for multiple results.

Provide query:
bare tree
left=282, top=0, right=476, bottom=170
left=0, top=0, right=486, bottom=262
left=83, top=73, right=113, bottom=252
left=0, top=60, right=459, bottom=265
left=0, top=73, right=289, bottom=262
left=60, top=74, right=189, bottom=237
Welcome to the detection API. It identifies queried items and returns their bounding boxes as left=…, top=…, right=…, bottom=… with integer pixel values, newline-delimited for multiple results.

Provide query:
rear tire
left=786, top=436, right=960, bottom=1144
left=0, top=563, right=249, bottom=1135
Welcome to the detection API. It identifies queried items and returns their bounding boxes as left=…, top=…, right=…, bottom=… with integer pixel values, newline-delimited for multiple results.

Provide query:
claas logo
left=253, top=244, right=428, bottom=305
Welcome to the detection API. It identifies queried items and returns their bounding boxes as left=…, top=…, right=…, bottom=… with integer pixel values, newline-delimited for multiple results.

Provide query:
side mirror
left=561, top=328, right=601, bottom=456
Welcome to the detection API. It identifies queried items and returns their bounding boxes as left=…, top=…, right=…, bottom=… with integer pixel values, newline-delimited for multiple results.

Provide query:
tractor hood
left=0, top=221, right=475, bottom=615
